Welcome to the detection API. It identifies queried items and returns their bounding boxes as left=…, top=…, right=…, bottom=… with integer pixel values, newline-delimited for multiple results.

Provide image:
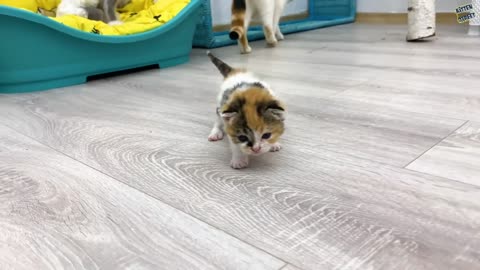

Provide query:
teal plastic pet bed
left=193, top=0, right=356, bottom=48
left=0, top=0, right=201, bottom=93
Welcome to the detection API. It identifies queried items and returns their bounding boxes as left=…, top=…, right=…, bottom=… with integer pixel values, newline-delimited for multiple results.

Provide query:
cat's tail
left=206, top=51, right=233, bottom=78
left=229, top=0, right=246, bottom=40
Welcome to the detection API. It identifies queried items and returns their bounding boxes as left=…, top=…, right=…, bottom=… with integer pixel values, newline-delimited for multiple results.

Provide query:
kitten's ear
left=221, top=110, right=238, bottom=122
left=265, top=102, right=286, bottom=121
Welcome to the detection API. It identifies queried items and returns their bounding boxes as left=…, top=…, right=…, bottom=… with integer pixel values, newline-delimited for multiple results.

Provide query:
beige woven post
left=407, top=0, right=436, bottom=41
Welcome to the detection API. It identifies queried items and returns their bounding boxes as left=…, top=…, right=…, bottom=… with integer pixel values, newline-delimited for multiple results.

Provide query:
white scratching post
left=407, top=0, right=436, bottom=41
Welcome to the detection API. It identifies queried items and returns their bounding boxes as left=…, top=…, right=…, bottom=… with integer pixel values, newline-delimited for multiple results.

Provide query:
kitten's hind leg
left=208, top=116, right=224, bottom=141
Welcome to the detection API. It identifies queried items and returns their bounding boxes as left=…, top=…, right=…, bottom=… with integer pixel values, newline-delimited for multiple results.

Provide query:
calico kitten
left=229, top=0, right=289, bottom=54
left=56, top=0, right=131, bottom=25
left=207, top=51, right=286, bottom=169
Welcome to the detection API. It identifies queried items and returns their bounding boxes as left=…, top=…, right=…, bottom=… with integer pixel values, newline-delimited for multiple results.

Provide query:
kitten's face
left=222, top=88, right=285, bottom=155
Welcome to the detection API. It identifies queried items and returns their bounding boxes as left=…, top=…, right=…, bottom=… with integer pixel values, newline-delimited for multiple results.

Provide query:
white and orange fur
left=229, top=0, right=290, bottom=54
left=56, top=0, right=132, bottom=25
left=207, top=51, right=286, bottom=169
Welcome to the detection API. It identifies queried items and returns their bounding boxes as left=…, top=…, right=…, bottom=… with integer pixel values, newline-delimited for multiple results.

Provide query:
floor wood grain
left=407, top=121, right=480, bottom=187
left=3, top=68, right=462, bottom=167
left=292, top=25, right=480, bottom=122
left=1, top=79, right=479, bottom=269
left=1, top=24, right=480, bottom=270
left=0, top=125, right=284, bottom=270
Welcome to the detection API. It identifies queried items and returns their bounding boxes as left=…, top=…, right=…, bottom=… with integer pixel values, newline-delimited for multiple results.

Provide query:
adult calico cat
left=229, top=0, right=289, bottom=54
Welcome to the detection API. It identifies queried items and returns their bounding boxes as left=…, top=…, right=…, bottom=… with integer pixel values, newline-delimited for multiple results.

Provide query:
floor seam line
left=403, top=120, right=469, bottom=169
left=403, top=166, right=480, bottom=188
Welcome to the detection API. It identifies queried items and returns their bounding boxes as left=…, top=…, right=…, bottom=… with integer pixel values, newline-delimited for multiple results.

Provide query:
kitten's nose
left=252, top=146, right=261, bottom=153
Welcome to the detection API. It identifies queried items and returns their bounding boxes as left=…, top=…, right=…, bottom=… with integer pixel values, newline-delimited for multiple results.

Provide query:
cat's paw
left=208, top=129, right=224, bottom=141
left=230, top=157, right=249, bottom=169
left=276, top=32, right=285, bottom=41
left=266, top=39, right=278, bottom=47
left=270, top=143, right=282, bottom=152
left=108, top=20, right=123, bottom=26
left=240, top=46, right=252, bottom=54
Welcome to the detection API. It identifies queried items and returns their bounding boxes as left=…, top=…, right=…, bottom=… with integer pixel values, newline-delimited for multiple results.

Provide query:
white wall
left=211, top=0, right=460, bottom=24
left=211, top=0, right=457, bottom=26
left=211, top=0, right=308, bottom=26
left=284, top=0, right=309, bottom=15
left=358, top=0, right=458, bottom=13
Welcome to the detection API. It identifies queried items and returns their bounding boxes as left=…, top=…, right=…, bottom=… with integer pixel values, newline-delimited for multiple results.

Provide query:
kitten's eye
left=238, top=135, right=249, bottom=142
left=262, top=133, right=272, bottom=139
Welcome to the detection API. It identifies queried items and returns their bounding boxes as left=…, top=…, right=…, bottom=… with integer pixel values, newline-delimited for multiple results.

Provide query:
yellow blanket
left=0, top=0, right=190, bottom=35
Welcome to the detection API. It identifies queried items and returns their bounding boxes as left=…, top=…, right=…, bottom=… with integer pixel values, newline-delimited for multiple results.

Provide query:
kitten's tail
left=229, top=0, right=246, bottom=40
left=207, top=51, right=233, bottom=78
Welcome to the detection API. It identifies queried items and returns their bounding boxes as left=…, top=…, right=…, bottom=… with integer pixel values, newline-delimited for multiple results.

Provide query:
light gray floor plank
left=1, top=24, right=480, bottom=270
left=335, top=76, right=480, bottom=122
left=297, top=25, right=480, bottom=122
left=407, top=121, right=480, bottom=186
left=0, top=125, right=284, bottom=270
left=2, top=68, right=461, bottom=167
left=281, top=264, right=302, bottom=270
left=207, top=24, right=480, bottom=122
left=0, top=80, right=479, bottom=269
left=170, top=70, right=463, bottom=167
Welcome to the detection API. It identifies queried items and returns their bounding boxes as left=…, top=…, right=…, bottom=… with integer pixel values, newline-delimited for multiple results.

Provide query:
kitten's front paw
left=230, top=157, right=249, bottom=169
left=270, top=143, right=282, bottom=152
left=208, top=129, right=224, bottom=141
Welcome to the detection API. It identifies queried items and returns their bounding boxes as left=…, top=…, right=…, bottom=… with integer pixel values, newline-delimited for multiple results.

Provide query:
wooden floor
left=1, top=24, right=480, bottom=270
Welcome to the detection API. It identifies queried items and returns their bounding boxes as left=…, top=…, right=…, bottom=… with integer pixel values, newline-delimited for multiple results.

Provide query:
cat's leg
left=273, top=1, right=287, bottom=41
left=230, top=141, right=249, bottom=169
left=270, top=142, right=282, bottom=152
left=238, top=5, right=253, bottom=54
left=274, top=27, right=284, bottom=41
left=208, top=116, right=224, bottom=141
left=259, top=3, right=278, bottom=47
